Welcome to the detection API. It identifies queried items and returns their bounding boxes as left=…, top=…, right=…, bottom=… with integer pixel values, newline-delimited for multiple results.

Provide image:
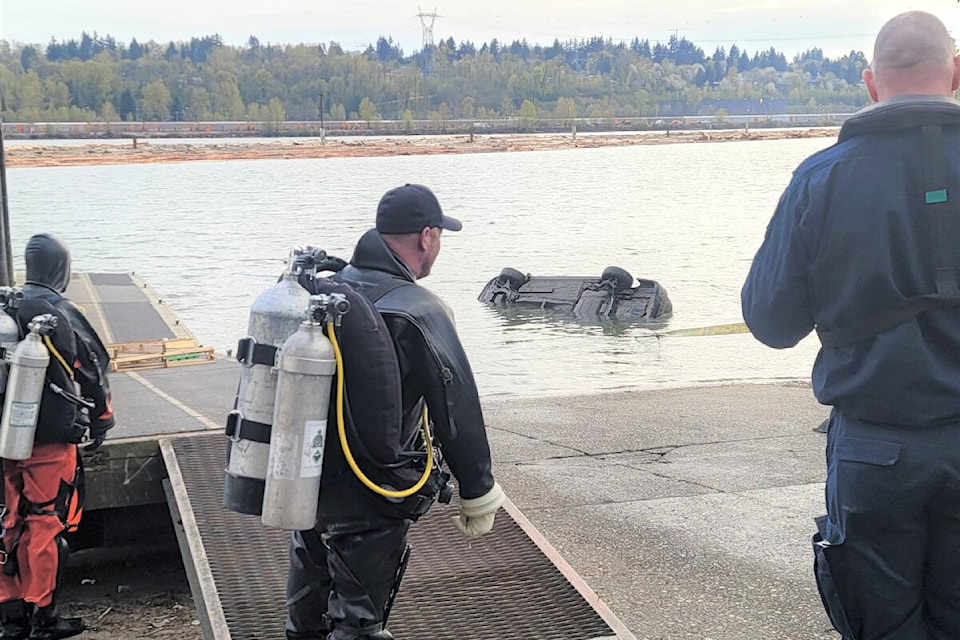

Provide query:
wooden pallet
left=107, top=338, right=216, bottom=372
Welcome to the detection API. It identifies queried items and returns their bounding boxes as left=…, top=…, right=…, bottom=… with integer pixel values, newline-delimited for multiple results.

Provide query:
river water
left=7, top=136, right=834, bottom=398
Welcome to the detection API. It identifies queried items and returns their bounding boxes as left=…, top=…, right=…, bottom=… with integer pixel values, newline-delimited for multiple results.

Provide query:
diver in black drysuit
left=285, top=227, right=500, bottom=640
left=22, top=233, right=113, bottom=449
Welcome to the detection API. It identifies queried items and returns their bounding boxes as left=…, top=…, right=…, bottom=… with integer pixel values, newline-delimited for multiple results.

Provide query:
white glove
left=451, top=482, right=505, bottom=539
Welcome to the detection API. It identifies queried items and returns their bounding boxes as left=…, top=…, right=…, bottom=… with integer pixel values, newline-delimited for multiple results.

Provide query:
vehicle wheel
left=601, top=266, right=634, bottom=291
left=499, top=267, right=528, bottom=289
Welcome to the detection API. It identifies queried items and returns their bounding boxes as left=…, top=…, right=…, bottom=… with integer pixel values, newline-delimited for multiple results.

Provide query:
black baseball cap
left=376, top=184, right=462, bottom=234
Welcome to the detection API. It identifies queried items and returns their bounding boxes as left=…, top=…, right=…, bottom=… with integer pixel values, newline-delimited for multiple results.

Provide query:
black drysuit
left=286, top=229, right=495, bottom=640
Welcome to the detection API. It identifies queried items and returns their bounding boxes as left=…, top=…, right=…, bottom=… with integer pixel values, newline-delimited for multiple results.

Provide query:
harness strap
left=366, top=279, right=408, bottom=303
left=922, top=124, right=960, bottom=301
left=235, top=337, right=278, bottom=367
left=817, top=124, right=960, bottom=348
left=25, top=455, right=85, bottom=532
left=224, top=410, right=272, bottom=444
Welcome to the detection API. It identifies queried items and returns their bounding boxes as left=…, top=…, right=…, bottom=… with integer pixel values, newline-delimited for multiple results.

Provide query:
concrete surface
left=108, top=357, right=836, bottom=638
left=482, top=382, right=835, bottom=640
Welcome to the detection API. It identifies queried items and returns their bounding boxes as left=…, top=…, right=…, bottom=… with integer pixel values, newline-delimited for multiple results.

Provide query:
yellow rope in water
left=657, top=322, right=751, bottom=338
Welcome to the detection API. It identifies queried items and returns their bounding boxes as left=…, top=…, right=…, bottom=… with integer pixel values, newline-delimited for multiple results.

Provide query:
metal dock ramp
left=161, top=432, right=636, bottom=640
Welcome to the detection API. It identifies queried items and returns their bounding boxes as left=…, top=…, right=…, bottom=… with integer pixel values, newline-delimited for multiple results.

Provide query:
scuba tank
left=261, top=294, right=348, bottom=530
left=0, top=287, right=24, bottom=393
left=223, top=249, right=314, bottom=515
left=0, top=314, right=56, bottom=460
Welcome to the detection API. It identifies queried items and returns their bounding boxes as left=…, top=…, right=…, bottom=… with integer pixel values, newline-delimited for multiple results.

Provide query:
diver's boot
left=327, top=627, right=393, bottom=640
left=0, top=599, right=30, bottom=640
left=27, top=603, right=83, bottom=640
left=287, top=622, right=332, bottom=640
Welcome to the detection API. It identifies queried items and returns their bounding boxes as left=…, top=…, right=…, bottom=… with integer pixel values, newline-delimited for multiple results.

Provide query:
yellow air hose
left=43, top=335, right=74, bottom=379
left=327, top=321, right=434, bottom=499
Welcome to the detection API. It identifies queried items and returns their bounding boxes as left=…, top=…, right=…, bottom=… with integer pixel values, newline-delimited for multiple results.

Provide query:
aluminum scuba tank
left=0, top=287, right=24, bottom=393
left=0, top=314, right=55, bottom=460
left=261, top=293, right=348, bottom=530
left=223, top=250, right=313, bottom=515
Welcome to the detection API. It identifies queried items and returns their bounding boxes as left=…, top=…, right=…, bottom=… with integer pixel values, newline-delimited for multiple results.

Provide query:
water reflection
left=478, top=303, right=673, bottom=338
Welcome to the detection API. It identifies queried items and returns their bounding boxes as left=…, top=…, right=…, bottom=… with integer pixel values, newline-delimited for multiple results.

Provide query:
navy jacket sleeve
left=741, top=177, right=817, bottom=348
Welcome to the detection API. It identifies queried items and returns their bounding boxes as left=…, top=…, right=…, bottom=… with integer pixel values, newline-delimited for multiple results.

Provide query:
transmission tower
left=415, top=6, right=441, bottom=51
left=415, top=7, right=441, bottom=79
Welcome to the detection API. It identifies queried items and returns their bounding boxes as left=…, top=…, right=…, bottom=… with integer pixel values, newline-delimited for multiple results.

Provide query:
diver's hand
left=82, top=434, right=105, bottom=452
left=450, top=482, right=505, bottom=538
left=82, top=414, right=114, bottom=453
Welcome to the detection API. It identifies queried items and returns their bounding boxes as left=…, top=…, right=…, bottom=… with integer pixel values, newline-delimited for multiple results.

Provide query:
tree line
left=0, top=30, right=875, bottom=126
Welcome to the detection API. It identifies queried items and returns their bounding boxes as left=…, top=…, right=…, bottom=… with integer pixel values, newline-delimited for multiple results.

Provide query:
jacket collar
left=349, top=228, right=417, bottom=282
left=839, top=95, right=960, bottom=142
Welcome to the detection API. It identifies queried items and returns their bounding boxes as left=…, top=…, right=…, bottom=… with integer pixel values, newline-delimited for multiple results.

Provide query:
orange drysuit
left=0, top=444, right=79, bottom=607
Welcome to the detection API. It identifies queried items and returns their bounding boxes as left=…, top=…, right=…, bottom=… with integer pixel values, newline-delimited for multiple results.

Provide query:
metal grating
left=162, top=432, right=631, bottom=640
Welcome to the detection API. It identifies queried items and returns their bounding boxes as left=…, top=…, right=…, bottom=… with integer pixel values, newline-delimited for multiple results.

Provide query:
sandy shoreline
left=4, top=127, right=840, bottom=168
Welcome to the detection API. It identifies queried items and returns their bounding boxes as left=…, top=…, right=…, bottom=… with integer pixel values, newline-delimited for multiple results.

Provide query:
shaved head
left=863, top=11, right=960, bottom=101
left=872, top=11, right=955, bottom=75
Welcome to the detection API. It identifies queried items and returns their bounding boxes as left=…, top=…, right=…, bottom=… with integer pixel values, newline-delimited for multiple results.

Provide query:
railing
left=0, top=113, right=853, bottom=139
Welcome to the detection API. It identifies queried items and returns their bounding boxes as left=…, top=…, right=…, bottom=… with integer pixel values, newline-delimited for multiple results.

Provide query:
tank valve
left=309, top=294, right=351, bottom=326
left=27, top=314, right=57, bottom=336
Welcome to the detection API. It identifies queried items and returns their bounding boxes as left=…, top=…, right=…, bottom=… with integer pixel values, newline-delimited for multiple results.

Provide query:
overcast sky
left=1, top=1, right=959, bottom=60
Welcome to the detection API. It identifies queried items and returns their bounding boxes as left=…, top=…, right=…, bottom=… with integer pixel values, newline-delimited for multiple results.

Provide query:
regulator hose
left=328, top=321, right=434, bottom=499
left=43, top=335, right=74, bottom=379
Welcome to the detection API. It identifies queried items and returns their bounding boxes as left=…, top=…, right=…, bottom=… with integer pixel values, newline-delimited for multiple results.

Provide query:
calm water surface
left=8, top=137, right=833, bottom=398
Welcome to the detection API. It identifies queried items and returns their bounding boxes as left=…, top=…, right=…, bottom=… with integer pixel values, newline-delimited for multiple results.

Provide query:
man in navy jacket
left=742, top=11, right=960, bottom=640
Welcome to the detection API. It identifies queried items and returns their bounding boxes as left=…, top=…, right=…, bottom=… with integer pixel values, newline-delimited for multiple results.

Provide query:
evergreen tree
left=19, top=46, right=39, bottom=71
left=126, top=38, right=144, bottom=60
left=79, top=32, right=94, bottom=60
left=117, top=88, right=136, bottom=121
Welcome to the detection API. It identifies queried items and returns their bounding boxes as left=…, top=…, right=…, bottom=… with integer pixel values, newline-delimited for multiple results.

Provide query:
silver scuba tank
left=0, top=314, right=55, bottom=460
left=223, top=250, right=313, bottom=515
left=261, top=294, right=347, bottom=530
left=0, top=287, right=24, bottom=393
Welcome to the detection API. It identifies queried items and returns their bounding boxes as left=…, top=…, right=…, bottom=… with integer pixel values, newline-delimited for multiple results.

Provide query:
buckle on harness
left=236, top=337, right=279, bottom=368
left=236, top=337, right=256, bottom=367
left=225, top=410, right=242, bottom=441
left=225, top=411, right=272, bottom=444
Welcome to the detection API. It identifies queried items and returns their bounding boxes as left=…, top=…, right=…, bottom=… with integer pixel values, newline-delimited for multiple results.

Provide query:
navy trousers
left=814, top=414, right=960, bottom=640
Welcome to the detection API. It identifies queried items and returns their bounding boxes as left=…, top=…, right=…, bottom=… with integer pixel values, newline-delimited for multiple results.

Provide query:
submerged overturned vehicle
left=478, top=266, right=672, bottom=320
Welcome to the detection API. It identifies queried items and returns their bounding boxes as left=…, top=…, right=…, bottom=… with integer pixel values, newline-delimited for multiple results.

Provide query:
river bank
left=5, top=127, right=840, bottom=168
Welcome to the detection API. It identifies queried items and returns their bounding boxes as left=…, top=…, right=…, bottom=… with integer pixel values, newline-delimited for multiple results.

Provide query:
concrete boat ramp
left=68, top=272, right=837, bottom=639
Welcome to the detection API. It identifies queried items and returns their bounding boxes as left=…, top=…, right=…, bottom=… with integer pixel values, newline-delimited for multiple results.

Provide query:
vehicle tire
left=499, top=267, right=528, bottom=289
left=601, top=266, right=633, bottom=291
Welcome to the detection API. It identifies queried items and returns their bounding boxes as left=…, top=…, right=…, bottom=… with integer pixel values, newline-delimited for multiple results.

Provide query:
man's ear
left=418, top=227, right=432, bottom=251
left=862, top=67, right=879, bottom=102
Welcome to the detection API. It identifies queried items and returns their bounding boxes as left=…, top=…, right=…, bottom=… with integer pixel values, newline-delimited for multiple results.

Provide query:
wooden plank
left=111, top=346, right=215, bottom=371
left=114, top=347, right=211, bottom=364
left=107, top=337, right=198, bottom=356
